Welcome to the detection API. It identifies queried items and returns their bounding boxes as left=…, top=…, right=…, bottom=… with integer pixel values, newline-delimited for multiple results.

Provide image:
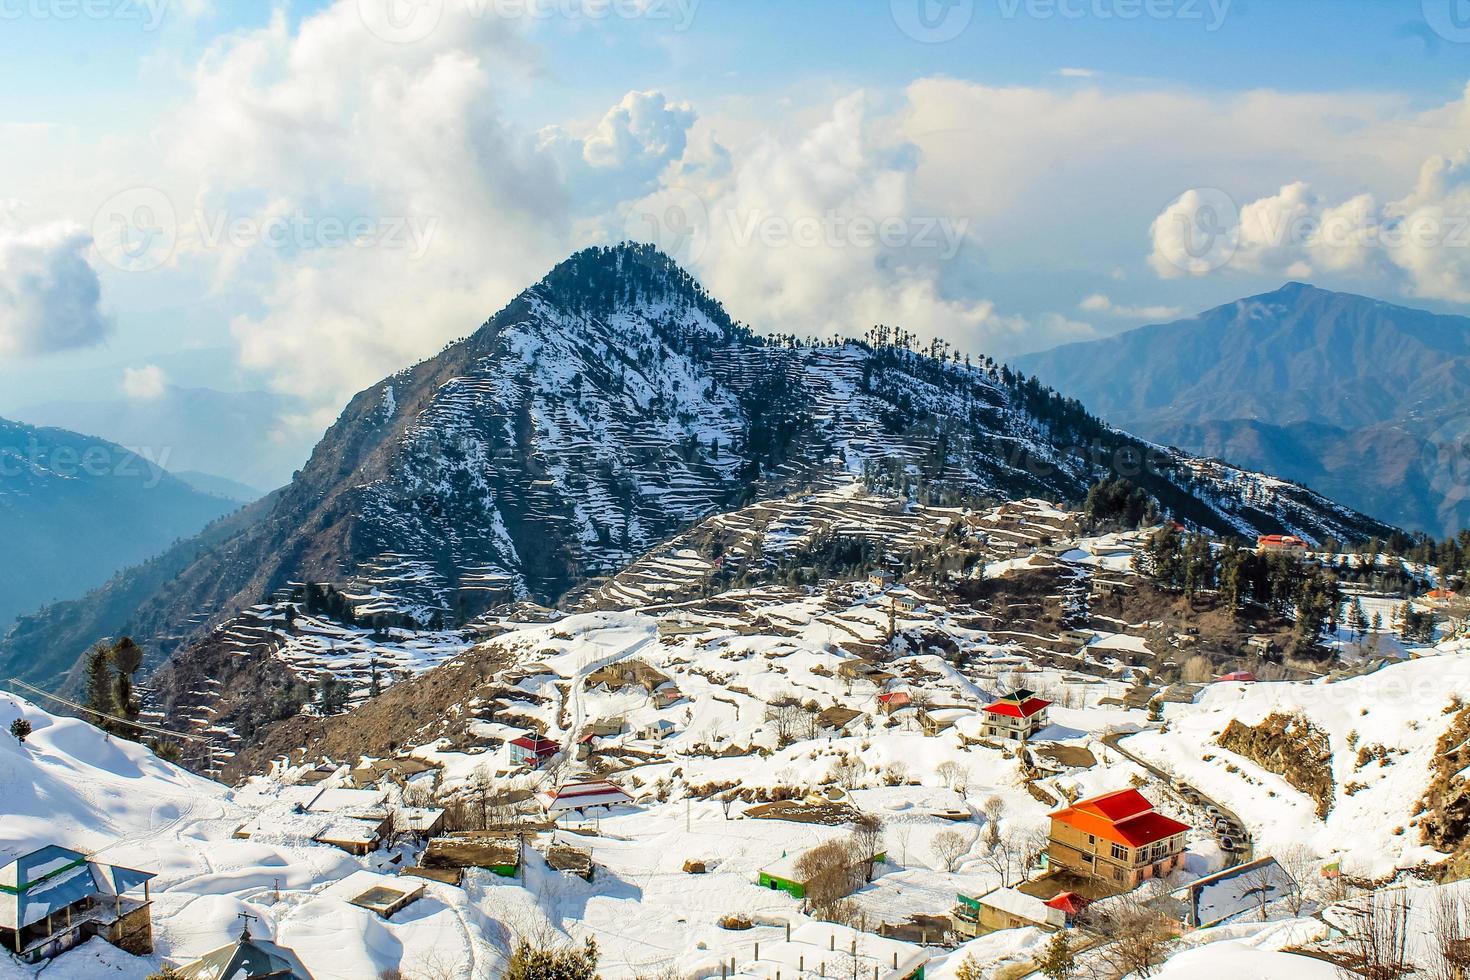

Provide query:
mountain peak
left=529, top=243, right=742, bottom=338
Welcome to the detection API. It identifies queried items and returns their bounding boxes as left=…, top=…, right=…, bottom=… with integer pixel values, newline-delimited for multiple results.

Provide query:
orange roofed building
left=1048, top=789, right=1190, bottom=890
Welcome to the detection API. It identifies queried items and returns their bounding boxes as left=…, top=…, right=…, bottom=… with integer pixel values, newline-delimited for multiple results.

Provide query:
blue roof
left=0, top=845, right=156, bottom=931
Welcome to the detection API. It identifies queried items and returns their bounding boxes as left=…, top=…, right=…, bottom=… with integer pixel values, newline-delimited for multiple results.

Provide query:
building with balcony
left=979, top=690, right=1052, bottom=742
left=1047, top=789, right=1190, bottom=890
left=0, top=845, right=155, bottom=962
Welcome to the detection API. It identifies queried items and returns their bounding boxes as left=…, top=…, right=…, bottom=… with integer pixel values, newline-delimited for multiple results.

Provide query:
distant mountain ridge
left=0, top=246, right=1395, bottom=691
left=0, top=418, right=240, bottom=633
left=1016, top=283, right=1470, bottom=536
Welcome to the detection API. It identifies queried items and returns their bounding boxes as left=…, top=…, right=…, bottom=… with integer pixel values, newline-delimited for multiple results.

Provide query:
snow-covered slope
left=0, top=693, right=510, bottom=980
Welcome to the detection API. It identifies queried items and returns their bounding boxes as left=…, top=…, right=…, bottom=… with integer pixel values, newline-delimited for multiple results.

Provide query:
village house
left=1256, top=534, right=1308, bottom=555
left=979, top=690, right=1052, bottom=742
left=0, top=845, right=156, bottom=962
left=867, top=569, right=895, bottom=590
left=653, top=682, right=685, bottom=708
left=951, top=887, right=1069, bottom=938
left=541, top=780, right=634, bottom=818
left=757, top=845, right=886, bottom=900
left=174, top=922, right=314, bottom=979
left=508, top=734, right=560, bottom=769
left=1158, top=857, right=1298, bottom=929
left=416, top=833, right=521, bottom=881
left=888, top=587, right=924, bottom=614
left=232, top=786, right=396, bottom=856
left=875, top=691, right=912, bottom=715
left=320, top=870, right=426, bottom=919
left=1047, top=789, right=1190, bottom=890
left=638, top=718, right=678, bottom=741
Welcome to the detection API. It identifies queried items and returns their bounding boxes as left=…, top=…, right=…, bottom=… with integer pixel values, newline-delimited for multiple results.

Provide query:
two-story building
left=1047, top=789, right=1190, bottom=890
left=979, top=690, right=1052, bottom=742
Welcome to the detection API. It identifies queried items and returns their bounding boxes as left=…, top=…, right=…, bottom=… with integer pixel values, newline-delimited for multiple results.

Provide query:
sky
left=1, top=0, right=1469, bottom=468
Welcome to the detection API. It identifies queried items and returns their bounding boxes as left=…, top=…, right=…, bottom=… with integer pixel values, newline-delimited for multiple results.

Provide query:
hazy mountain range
left=0, top=417, right=242, bottom=633
left=16, top=385, right=306, bottom=499
left=1017, top=282, right=1470, bottom=537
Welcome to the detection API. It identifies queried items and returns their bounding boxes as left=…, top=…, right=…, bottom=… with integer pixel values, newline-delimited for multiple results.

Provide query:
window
left=1110, top=843, right=1128, bottom=861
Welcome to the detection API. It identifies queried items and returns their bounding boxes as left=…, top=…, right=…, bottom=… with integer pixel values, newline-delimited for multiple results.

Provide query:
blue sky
left=1, top=0, right=1468, bottom=476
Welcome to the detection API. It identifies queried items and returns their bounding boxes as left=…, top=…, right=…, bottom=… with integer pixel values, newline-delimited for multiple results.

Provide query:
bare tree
left=849, top=813, right=885, bottom=883
left=931, top=829, right=970, bottom=872
left=765, top=702, right=806, bottom=746
left=1274, top=845, right=1317, bottom=917
left=983, top=794, right=1007, bottom=849
left=1430, top=890, right=1470, bottom=980
left=1085, top=895, right=1176, bottom=978
left=828, top=755, right=867, bottom=792
left=795, top=839, right=863, bottom=913
left=1336, top=890, right=1411, bottom=980
left=935, top=760, right=972, bottom=795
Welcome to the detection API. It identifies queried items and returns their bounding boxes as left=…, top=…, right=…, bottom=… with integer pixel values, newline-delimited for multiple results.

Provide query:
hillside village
left=6, top=484, right=1470, bottom=979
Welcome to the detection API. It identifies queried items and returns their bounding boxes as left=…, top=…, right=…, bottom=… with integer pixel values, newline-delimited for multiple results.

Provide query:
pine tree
left=1040, top=930, right=1077, bottom=979
left=84, top=642, right=118, bottom=728
left=505, top=938, right=599, bottom=980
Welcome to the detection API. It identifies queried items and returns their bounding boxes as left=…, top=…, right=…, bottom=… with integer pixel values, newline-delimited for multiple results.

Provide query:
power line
left=4, top=677, right=205, bottom=743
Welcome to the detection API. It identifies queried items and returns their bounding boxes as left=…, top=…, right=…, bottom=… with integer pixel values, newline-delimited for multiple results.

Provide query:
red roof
left=1215, top=671, right=1257, bottom=683
left=877, top=692, right=911, bottom=706
left=1257, top=534, right=1306, bottom=547
left=1045, top=892, right=1089, bottom=915
left=982, top=697, right=1051, bottom=718
left=510, top=736, right=559, bottom=755
left=1050, top=789, right=1191, bottom=849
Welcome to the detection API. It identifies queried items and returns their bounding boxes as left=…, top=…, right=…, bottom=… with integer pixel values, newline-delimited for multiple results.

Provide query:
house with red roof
left=1256, top=534, right=1307, bottom=555
left=508, top=734, right=560, bottom=770
left=876, top=691, right=912, bottom=715
left=1047, top=788, right=1190, bottom=890
left=979, top=689, right=1051, bottom=743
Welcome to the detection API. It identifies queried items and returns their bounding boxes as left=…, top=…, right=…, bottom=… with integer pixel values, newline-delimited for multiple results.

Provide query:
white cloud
left=1078, top=293, right=1182, bottom=320
left=1057, top=68, right=1098, bottom=78
left=0, top=217, right=111, bottom=357
left=1144, top=149, right=1470, bottom=302
left=122, top=364, right=168, bottom=400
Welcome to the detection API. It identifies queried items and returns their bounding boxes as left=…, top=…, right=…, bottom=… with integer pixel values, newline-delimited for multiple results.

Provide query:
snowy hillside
left=0, top=246, right=1395, bottom=703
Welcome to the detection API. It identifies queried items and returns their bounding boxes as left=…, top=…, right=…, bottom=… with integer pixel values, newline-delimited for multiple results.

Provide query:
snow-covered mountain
left=0, top=245, right=1393, bottom=692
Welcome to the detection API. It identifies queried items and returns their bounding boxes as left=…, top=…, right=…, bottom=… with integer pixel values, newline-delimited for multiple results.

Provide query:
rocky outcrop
left=1218, top=711, right=1335, bottom=819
